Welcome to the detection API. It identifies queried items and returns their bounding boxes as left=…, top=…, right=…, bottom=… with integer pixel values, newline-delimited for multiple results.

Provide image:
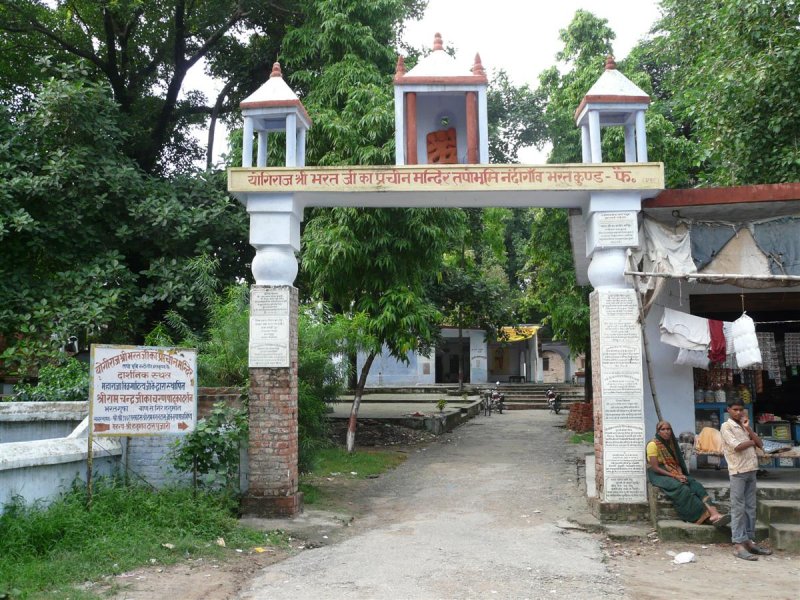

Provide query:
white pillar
left=285, top=114, right=297, bottom=167
left=624, top=124, right=636, bottom=162
left=589, top=110, right=602, bottom=163
left=297, top=128, right=307, bottom=167
left=246, top=194, right=302, bottom=286
left=478, top=89, right=489, bottom=164
left=581, top=125, right=592, bottom=163
left=242, top=117, right=254, bottom=168
left=635, top=111, right=648, bottom=162
left=257, top=131, right=268, bottom=167
left=394, top=87, right=405, bottom=165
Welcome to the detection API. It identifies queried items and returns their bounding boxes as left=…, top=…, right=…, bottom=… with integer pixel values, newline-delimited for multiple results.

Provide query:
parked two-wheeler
left=546, top=388, right=562, bottom=414
left=483, top=382, right=505, bottom=415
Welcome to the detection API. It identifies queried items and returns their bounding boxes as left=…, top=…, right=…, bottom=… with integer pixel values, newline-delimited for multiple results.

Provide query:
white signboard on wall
left=597, top=289, right=647, bottom=503
left=249, top=286, right=290, bottom=368
left=90, top=345, right=197, bottom=436
left=588, top=211, right=639, bottom=251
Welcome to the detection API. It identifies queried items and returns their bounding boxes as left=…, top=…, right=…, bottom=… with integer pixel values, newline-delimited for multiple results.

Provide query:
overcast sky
left=404, top=1, right=661, bottom=86
left=195, top=0, right=662, bottom=165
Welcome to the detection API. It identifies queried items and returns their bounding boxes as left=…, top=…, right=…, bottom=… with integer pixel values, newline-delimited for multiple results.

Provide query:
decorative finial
left=605, top=55, right=616, bottom=70
left=270, top=62, right=283, bottom=78
left=395, top=55, right=406, bottom=77
left=471, top=53, right=485, bottom=77
left=433, top=32, right=444, bottom=51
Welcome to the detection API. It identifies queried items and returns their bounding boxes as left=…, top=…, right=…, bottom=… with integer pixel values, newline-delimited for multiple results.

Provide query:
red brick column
left=242, top=286, right=302, bottom=517
left=589, top=291, right=604, bottom=497
left=465, top=91, right=478, bottom=164
left=406, top=92, right=418, bottom=165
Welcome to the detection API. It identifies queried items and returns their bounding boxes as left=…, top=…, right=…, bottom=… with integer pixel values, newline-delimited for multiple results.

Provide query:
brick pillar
left=242, top=286, right=302, bottom=517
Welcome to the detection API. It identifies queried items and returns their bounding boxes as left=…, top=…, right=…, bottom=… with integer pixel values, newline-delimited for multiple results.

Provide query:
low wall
left=0, top=388, right=244, bottom=513
left=0, top=421, right=121, bottom=511
left=0, top=401, right=87, bottom=443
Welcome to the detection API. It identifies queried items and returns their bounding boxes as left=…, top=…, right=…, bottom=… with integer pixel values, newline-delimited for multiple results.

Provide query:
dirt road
left=240, top=411, right=623, bottom=599
left=110, top=411, right=798, bottom=599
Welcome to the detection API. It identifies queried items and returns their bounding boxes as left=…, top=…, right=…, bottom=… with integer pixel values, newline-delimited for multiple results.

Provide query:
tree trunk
left=206, top=80, right=235, bottom=170
left=457, top=306, right=464, bottom=393
left=346, top=351, right=376, bottom=453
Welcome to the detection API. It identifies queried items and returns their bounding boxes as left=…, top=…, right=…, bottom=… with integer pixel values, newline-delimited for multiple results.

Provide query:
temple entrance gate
left=228, top=39, right=664, bottom=518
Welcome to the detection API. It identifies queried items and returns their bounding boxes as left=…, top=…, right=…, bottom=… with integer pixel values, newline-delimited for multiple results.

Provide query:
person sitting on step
left=646, top=420, right=730, bottom=527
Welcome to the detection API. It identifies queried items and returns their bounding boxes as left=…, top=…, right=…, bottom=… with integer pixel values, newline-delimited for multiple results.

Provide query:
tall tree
left=0, top=0, right=295, bottom=173
left=487, top=70, right=543, bottom=165
left=302, top=207, right=464, bottom=452
left=0, top=65, right=249, bottom=373
left=655, top=0, right=800, bottom=185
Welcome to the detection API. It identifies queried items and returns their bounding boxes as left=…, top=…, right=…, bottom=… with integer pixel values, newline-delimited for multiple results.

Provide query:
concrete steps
left=657, top=519, right=769, bottom=543
left=484, top=383, right=585, bottom=410
left=653, top=480, right=800, bottom=549
left=770, top=523, right=800, bottom=552
left=758, top=499, right=800, bottom=551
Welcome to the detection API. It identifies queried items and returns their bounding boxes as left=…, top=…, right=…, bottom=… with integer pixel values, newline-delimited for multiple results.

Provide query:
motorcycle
left=546, top=388, right=562, bottom=415
left=483, top=382, right=505, bottom=415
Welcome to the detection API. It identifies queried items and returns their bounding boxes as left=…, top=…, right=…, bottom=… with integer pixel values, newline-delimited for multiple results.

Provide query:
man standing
left=720, top=399, right=773, bottom=560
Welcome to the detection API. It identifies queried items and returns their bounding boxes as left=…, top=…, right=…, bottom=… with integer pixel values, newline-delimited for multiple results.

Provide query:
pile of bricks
left=567, top=401, right=593, bottom=433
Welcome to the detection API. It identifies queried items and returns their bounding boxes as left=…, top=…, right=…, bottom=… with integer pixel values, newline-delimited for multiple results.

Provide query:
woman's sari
left=647, top=434, right=712, bottom=524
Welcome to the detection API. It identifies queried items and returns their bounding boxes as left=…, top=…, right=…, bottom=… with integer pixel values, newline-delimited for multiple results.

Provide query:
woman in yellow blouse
left=647, top=421, right=730, bottom=525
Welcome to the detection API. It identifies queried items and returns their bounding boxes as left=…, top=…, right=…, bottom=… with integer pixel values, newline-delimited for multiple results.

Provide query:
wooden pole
left=624, top=270, right=800, bottom=283
left=628, top=257, right=663, bottom=422
left=86, top=427, right=94, bottom=511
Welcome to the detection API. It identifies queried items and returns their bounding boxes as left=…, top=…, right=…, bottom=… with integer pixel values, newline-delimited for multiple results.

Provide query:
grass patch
left=310, top=447, right=407, bottom=479
left=569, top=432, right=594, bottom=444
left=0, top=481, right=278, bottom=599
left=300, top=448, right=407, bottom=507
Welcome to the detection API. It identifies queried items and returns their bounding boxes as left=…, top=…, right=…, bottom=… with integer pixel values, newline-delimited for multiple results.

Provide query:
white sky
left=193, top=0, right=662, bottom=166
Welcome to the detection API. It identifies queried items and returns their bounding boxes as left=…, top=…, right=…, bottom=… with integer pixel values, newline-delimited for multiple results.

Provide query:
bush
left=147, top=285, right=348, bottom=473
left=170, top=401, right=248, bottom=493
left=12, top=357, right=89, bottom=402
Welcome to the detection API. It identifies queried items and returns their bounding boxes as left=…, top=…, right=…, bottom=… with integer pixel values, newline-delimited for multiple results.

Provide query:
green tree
left=279, top=0, right=424, bottom=166
left=0, top=0, right=295, bottom=174
left=302, top=207, right=464, bottom=452
left=655, top=0, right=800, bottom=185
left=522, top=209, right=590, bottom=354
left=487, top=70, right=543, bottom=165
left=0, top=65, right=249, bottom=374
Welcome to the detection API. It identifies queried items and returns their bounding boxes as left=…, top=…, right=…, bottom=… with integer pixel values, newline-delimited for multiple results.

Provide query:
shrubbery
left=12, top=358, right=88, bottom=402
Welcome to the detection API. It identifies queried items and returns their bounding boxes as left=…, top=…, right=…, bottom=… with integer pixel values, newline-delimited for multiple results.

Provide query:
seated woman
left=647, top=421, right=730, bottom=526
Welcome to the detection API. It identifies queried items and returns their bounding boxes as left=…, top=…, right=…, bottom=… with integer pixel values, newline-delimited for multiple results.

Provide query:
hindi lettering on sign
left=228, top=163, right=665, bottom=194
left=596, top=288, right=646, bottom=503
left=249, top=287, right=291, bottom=368
left=594, top=211, right=639, bottom=248
left=90, top=345, right=197, bottom=436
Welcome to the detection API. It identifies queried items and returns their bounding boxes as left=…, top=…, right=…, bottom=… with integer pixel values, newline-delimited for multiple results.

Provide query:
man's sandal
left=734, top=549, right=758, bottom=561
left=748, top=544, right=773, bottom=555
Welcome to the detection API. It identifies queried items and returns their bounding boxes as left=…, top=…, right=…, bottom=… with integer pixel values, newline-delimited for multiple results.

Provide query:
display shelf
left=694, top=402, right=753, bottom=433
left=755, top=420, right=792, bottom=442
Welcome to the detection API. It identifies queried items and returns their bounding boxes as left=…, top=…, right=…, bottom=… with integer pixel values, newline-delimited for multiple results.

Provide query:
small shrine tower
left=575, top=57, right=650, bottom=164
left=393, top=33, right=489, bottom=165
left=577, top=58, right=652, bottom=513
left=240, top=62, right=312, bottom=168
left=237, top=63, right=311, bottom=287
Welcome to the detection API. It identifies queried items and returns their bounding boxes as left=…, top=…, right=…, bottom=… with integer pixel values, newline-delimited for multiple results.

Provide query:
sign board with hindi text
left=249, top=286, right=291, bottom=368
left=90, top=345, right=197, bottom=436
